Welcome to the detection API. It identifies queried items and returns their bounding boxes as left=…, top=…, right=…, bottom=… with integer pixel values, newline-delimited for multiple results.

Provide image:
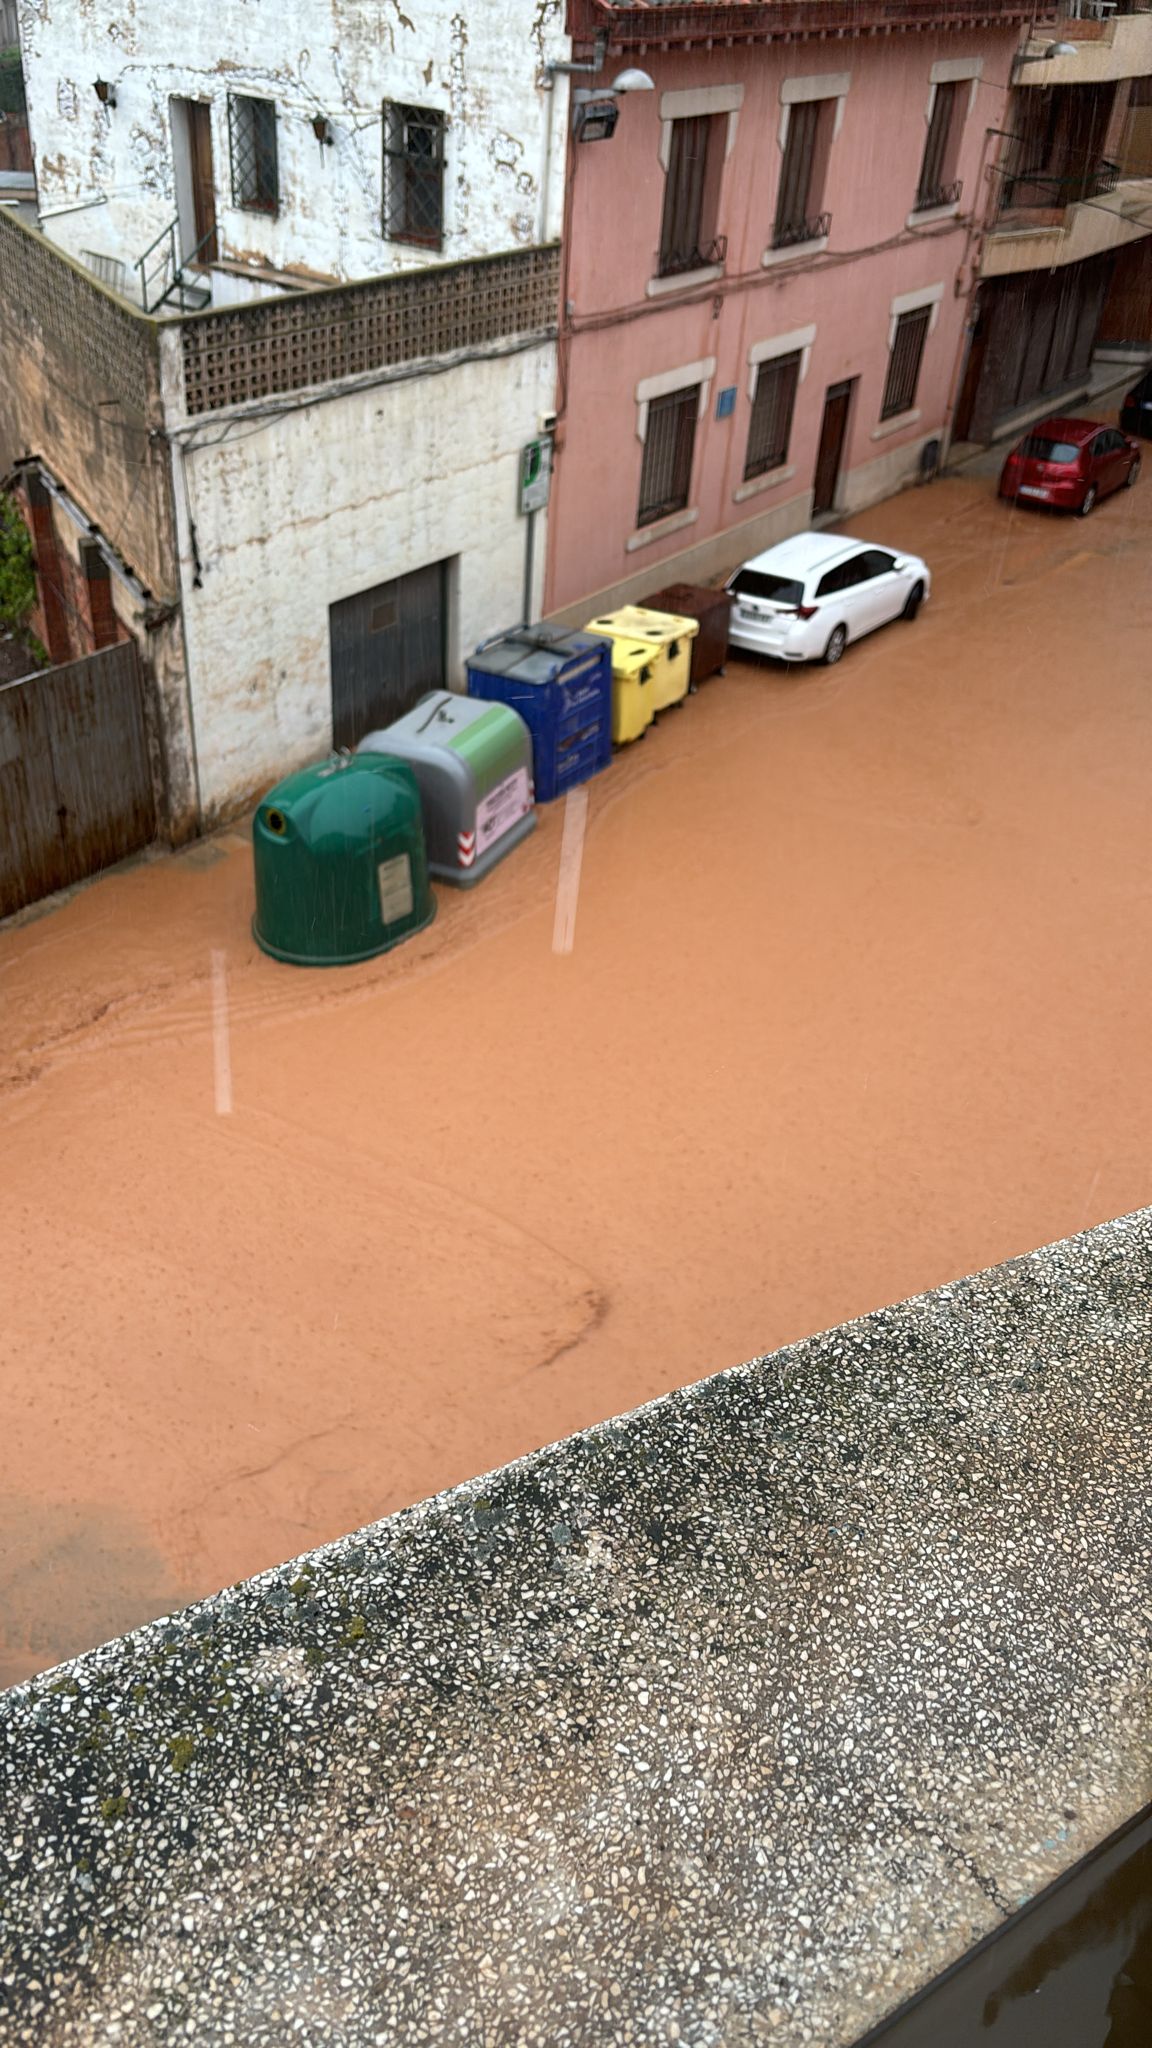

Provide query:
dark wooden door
left=0, top=643, right=156, bottom=919
left=329, top=561, right=446, bottom=751
left=813, top=381, right=853, bottom=516
left=187, top=101, right=217, bottom=264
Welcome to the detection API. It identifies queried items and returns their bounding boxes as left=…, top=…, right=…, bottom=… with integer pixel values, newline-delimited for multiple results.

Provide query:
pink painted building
left=545, top=0, right=1043, bottom=620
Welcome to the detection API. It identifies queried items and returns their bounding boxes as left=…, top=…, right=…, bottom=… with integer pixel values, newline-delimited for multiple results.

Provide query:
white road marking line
left=551, top=786, right=589, bottom=956
left=211, top=948, right=233, bottom=1115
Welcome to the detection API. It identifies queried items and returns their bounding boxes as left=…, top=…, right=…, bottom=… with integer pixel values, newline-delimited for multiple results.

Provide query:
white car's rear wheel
left=823, top=625, right=847, bottom=666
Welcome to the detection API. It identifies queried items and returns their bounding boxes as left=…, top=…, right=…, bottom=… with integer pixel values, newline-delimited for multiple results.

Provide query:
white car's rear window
left=730, top=569, right=804, bottom=605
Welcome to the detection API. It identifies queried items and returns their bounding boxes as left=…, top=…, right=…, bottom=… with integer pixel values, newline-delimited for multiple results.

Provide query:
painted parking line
left=551, top=786, right=589, bottom=956
left=211, top=949, right=233, bottom=1115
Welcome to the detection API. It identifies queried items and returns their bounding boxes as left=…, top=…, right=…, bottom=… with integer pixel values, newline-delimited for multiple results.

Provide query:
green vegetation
left=0, top=493, right=41, bottom=652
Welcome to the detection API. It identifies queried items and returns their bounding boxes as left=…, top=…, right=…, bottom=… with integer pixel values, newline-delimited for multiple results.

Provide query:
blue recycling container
left=466, top=625, right=612, bottom=803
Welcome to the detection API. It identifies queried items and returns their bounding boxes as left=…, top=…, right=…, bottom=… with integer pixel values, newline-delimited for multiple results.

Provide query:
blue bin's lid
left=468, top=625, right=607, bottom=687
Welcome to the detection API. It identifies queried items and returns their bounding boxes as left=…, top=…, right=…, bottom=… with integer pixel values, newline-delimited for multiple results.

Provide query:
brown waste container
left=641, top=583, right=732, bottom=691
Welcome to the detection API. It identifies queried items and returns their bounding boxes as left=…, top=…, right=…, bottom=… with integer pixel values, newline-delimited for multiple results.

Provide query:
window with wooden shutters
left=881, top=307, right=931, bottom=419
left=773, top=99, right=832, bottom=249
left=659, top=116, right=718, bottom=277
left=228, top=95, right=279, bottom=214
left=915, top=82, right=961, bottom=210
left=744, top=352, right=801, bottom=479
left=637, top=386, right=699, bottom=526
left=383, top=103, right=446, bottom=249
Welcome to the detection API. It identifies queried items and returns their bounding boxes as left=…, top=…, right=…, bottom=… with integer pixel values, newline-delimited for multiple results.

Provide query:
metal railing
left=772, top=210, right=832, bottom=251
left=135, top=217, right=216, bottom=315
left=655, top=233, right=728, bottom=279
left=913, top=177, right=963, bottom=213
left=999, top=157, right=1120, bottom=213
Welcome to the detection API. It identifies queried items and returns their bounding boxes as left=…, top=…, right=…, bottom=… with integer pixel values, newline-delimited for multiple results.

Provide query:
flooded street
left=3, top=465, right=1151, bottom=1686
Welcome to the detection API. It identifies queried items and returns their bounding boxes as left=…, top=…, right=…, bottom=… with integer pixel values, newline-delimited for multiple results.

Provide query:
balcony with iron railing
left=998, top=155, right=1120, bottom=219
left=655, top=232, right=727, bottom=281
left=912, top=176, right=963, bottom=215
left=981, top=145, right=1152, bottom=275
left=771, top=210, right=832, bottom=252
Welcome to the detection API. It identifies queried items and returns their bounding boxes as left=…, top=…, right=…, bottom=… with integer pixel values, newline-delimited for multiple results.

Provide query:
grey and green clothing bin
left=358, top=691, right=536, bottom=888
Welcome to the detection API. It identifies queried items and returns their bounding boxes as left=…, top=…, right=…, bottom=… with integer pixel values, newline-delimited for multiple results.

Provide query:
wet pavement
left=2, top=453, right=1152, bottom=1685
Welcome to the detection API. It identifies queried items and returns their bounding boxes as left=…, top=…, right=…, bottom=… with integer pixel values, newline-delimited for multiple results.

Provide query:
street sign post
left=519, top=436, right=553, bottom=516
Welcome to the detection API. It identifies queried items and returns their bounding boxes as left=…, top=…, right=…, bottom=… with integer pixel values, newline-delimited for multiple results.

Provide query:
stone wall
left=2, top=1210, right=1150, bottom=2046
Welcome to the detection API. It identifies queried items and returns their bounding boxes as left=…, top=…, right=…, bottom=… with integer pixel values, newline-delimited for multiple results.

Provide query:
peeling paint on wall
left=20, top=1, right=569, bottom=292
left=163, top=339, right=557, bottom=822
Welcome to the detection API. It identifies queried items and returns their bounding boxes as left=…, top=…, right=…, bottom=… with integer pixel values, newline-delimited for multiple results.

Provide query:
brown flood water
left=2, top=466, right=1152, bottom=1685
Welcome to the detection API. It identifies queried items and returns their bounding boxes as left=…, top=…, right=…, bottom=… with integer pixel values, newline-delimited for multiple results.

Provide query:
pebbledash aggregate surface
left=2, top=1214, right=1152, bottom=2048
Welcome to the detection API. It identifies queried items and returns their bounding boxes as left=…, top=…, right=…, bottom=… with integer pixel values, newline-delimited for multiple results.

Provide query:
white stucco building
left=3, top=0, right=569, bottom=830
left=19, top=0, right=568, bottom=303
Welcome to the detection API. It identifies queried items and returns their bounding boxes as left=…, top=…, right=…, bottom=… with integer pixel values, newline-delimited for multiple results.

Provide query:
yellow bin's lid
left=599, top=638, right=657, bottom=680
left=586, top=605, right=700, bottom=649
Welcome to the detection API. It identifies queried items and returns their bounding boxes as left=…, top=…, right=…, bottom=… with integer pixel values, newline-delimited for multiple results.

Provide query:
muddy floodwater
left=2, top=466, right=1152, bottom=1685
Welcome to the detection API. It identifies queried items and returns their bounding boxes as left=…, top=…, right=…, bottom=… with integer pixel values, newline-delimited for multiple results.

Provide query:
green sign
left=519, top=436, right=553, bottom=516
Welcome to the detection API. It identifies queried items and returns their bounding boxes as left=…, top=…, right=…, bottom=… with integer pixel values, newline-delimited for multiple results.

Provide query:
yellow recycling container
left=584, top=629, right=656, bottom=746
left=586, top=606, right=700, bottom=720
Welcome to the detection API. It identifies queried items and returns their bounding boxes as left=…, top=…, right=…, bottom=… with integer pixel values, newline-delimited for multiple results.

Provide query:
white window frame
left=657, top=84, right=744, bottom=172
left=886, top=282, right=945, bottom=354
left=777, top=71, right=851, bottom=155
left=872, top=285, right=944, bottom=440
left=634, top=356, right=717, bottom=445
left=733, top=326, right=816, bottom=503
left=648, top=87, right=743, bottom=298
left=745, top=324, right=817, bottom=401
left=763, top=73, right=850, bottom=267
left=628, top=356, right=717, bottom=551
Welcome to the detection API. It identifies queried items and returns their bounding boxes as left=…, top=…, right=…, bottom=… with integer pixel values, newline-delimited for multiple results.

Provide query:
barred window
left=744, top=351, right=801, bottom=480
left=228, top=95, right=279, bottom=214
left=384, top=103, right=446, bottom=250
left=881, top=307, right=931, bottom=420
left=637, top=386, right=699, bottom=527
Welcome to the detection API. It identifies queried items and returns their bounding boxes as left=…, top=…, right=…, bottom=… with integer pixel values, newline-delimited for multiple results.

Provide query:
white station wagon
left=726, top=531, right=931, bottom=667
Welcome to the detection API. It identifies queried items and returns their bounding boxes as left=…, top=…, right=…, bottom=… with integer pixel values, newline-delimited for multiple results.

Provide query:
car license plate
left=1019, top=485, right=1049, bottom=499
left=739, top=606, right=761, bottom=621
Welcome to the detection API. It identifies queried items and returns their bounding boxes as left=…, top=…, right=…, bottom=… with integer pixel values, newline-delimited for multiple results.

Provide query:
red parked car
left=999, top=416, right=1141, bottom=516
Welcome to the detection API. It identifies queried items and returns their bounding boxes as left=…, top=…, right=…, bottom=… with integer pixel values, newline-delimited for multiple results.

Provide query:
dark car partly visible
left=998, top=416, right=1141, bottom=516
left=1120, top=366, right=1152, bottom=439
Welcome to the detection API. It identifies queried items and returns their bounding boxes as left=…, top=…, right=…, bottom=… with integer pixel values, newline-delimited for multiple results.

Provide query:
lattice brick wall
left=179, top=245, right=560, bottom=418
left=0, top=207, right=156, bottom=416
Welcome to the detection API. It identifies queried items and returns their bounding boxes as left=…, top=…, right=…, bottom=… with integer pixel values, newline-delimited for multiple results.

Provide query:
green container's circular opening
left=265, top=808, right=287, bottom=836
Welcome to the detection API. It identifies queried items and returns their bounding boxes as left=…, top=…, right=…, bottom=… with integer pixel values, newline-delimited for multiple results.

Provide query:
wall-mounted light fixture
left=311, top=113, right=335, bottom=146
left=570, top=69, right=654, bottom=143
left=1010, top=39, right=1078, bottom=78
left=93, top=79, right=117, bottom=109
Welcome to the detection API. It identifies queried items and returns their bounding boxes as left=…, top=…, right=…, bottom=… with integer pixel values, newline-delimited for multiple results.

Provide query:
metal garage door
left=329, top=561, right=447, bottom=750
